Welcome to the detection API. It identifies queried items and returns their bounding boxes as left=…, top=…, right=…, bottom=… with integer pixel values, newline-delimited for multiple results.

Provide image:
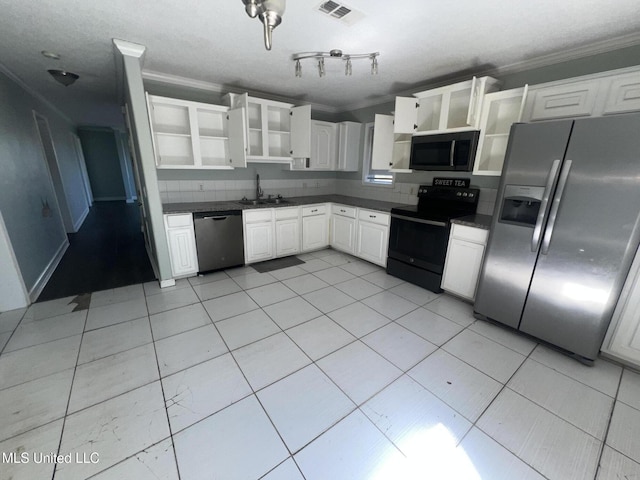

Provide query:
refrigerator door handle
left=541, top=160, right=573, bottom=255
left=531, top=159, right=561, bottom=252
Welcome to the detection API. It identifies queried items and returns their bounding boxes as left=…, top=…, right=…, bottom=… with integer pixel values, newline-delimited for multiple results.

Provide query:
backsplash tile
left=159, top=178, right=497, bottom=216
left=160, top=179, right=337, bottom=204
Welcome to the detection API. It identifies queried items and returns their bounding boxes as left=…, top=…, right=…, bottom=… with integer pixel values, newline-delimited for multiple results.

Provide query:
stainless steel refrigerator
left=474, top=112, right=640, bottom=362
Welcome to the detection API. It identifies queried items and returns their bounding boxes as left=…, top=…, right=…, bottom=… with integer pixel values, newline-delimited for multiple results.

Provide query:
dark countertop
left=451, top=214, right=493, bottom=230
left=163, top=194, right=410, bottom=214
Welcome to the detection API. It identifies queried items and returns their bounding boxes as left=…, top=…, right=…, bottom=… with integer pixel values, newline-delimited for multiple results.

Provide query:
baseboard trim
left=72, top=205, right=90, bottom=232
left=29, top=239, right=69, bottom=302
left=160, top=279, right=176, bottom=288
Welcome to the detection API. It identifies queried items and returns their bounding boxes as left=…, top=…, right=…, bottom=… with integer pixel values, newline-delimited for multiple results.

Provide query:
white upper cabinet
left=336, top=122, right=362, bottom=172
left=395, top=76, right=501, bottom=135
left=521, top=66, right=640, bottom=122
left=226, top=93, right=311, bottom=163
left=525, top=79, right=599, bottom=121
left=394, top=97, right=420, bottom=134
left=602, top=71, right=640, bottom=115
left=290, top=105, right=312, bottom=158
left=371, top=114, right=395, bottom=171
left=371, top=114, right=412, bottom=172
left=310, top=121, right=336, bottom=170
left=473, top=86, right=528, bottom=176
left=147, top=94, right=246, bottom=170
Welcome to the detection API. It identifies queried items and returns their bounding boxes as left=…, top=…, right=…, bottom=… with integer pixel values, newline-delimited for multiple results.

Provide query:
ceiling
left=1, top=0, right=639, bottom=127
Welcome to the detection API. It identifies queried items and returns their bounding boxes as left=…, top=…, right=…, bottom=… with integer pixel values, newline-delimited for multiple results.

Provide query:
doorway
left=35, top=126, right=154, bottom=302
left=33, top=112, right=73, bottom=232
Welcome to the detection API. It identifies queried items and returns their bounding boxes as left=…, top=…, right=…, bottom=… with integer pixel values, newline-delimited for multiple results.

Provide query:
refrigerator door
left=520, top=113, right=640, bottom=359
left=474, top=120, right=573, bottom=328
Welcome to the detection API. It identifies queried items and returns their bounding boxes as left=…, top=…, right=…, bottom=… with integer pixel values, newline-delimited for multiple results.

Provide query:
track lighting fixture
left=292, top=49, right=379, bottom=78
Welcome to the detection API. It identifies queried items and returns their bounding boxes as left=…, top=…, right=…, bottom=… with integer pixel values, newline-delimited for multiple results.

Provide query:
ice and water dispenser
left=499, top=185, right=545, bottom=227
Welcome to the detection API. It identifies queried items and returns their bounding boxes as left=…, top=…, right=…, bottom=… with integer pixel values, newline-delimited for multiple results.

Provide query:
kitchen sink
left=237, top=199, right=267, bottom=205
left=264, top=198, right=290, bottom=204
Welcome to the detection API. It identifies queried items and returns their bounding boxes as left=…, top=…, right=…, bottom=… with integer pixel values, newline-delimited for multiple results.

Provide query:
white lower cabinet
left=275, top=207, right=300, bottom=257
left=164, top=213, right=198, bottom=277
left=355, top=209, right=390, bottom=267
left=302, top=204, right=329, bottom=252
left=602, top=249, right=640, bottom=367
left=441, top=223, right=488, bottom=300
left=243, top=209, right=275, bottom=264
left=330, top=205, right=357, bottom=254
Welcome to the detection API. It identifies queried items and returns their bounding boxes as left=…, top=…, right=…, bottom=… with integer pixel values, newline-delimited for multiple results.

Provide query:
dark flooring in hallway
left=37, top=201, right=155, bottom=302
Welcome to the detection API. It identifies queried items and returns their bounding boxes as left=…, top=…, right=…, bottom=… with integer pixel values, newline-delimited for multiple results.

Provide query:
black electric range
left=387, top=185, right=479, bottom=292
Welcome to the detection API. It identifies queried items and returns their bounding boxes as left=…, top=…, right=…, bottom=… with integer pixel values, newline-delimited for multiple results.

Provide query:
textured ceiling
left=1, top=0, right=639, bottom=126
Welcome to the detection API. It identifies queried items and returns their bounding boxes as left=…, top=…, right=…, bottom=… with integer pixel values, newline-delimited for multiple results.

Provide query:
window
left=361, top=122, right=393, bottom=186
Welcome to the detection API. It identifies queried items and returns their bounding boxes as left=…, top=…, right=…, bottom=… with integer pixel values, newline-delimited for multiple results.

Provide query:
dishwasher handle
left=193, top=210, right=242, bottom=221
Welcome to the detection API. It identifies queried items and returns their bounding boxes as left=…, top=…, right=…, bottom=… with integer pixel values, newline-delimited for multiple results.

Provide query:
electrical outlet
left=303, top=182, right=308, bottom=188
left=197, top=182, right=204, bottom=191
left=315, top=181, right=320, bottom=188
left=409, top=186, right=415, bottom=195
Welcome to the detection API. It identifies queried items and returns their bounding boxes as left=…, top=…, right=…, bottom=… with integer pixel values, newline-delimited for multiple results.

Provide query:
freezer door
left=520, top=113, right=640, bottom=360
left=474, top=120, right=573, bottom=328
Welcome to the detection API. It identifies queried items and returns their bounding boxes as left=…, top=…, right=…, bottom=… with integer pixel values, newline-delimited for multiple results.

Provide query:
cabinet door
left=290, top=105, right=311, bottom=158
left=228, top=107, right=247, bottom=168
left=276, top=218, right=300, bottom=257
left=166, top=227, right=198, bottom=277
left=337, top=122, right=362, bottom=171
left=302, top=215, right=328, bottom=252
left=356, top=221, right=389, bottom=267
left=371, top=114, right=394, bottom=170
left=310, top=121, right=336, bottom=170
left=603, top=250, right=640, bottom=366
left=245, top=222, right=274, bottom=263
left=602, top=73, right=640, bottom=115
left=526, top=80, right=599, bottom=121
left=147, top=95, right=195, bottom=168
left=441, top=238, right=485, bottom=300
left=394, top=97, right=418, bottom=134
left=331, top=215, right=356, bottom=254
left=473, top=87, right=528, bottom=176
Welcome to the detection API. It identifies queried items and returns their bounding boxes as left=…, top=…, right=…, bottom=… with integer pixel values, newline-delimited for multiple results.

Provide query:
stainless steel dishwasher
left=193, top=210, right=244, bottom=273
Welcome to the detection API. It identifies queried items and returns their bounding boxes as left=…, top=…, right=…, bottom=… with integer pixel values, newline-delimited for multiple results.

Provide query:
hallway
left=37, top=201, right=155, bottom=302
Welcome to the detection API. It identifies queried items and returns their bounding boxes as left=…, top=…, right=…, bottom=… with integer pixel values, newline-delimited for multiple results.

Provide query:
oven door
left=388, top=214, right=450, bottom=273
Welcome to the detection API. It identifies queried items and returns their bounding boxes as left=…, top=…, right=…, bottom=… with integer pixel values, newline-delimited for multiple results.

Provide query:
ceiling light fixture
left=241, top=0, right=286, bottom=51
left=41, top=50, right=61, bottom=60
left=47, top=69, right=79, bottom=87
left=292, top=49, right=379, bottom=78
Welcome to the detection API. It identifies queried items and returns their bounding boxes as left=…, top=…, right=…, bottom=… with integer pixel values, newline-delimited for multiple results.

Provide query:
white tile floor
left=1, top=248, right=639, bottom=480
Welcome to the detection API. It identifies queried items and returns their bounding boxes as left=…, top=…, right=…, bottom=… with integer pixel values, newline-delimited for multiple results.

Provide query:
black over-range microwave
left=409, top=130, right=480, bottom=171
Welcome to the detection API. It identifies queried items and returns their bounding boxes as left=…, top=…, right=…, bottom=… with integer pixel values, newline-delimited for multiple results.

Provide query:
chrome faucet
left=256, top=174, right=264, bottom=199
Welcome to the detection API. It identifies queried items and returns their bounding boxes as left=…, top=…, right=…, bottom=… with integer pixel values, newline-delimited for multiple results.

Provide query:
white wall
left=0, top=69, right=87, bottom=296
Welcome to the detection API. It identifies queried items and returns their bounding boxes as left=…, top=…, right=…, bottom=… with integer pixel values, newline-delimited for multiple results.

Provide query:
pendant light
left=241, top=0, right=286, bottom=51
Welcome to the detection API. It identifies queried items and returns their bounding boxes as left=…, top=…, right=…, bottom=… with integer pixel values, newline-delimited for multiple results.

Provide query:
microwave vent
left=316, top=1, right=364, bottom=25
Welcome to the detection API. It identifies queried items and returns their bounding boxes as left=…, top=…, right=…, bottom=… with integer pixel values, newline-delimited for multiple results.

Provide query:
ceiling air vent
left=316, top=1, right=364, bottom=26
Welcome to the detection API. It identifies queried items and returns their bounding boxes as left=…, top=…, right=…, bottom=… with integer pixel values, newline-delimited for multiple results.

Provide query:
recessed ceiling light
left=41, top=50, right=61, bottom=60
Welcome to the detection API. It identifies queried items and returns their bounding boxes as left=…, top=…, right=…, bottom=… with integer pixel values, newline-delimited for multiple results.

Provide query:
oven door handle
left=391, top=214, right=447, bottom=227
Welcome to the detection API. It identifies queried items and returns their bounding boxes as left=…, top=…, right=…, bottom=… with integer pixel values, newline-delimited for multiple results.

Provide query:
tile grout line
left=145, top=292, right=183, bottom=480
left=0, top=307, right=28, bottom=357
left=462, top=344, right=554, bottom=480
left=51, top=309, right=89, bottom=480
left=592, top=367, right=625, bottom=480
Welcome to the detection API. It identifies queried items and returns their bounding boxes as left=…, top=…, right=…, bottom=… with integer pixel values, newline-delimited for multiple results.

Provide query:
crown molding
left=141, top=69, right=340, bottom=114
left=341, top=32, right=640, bottom=113
left=0, top=61, right=75, bottom=125
left=112, top=39, right=146, bottom=60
